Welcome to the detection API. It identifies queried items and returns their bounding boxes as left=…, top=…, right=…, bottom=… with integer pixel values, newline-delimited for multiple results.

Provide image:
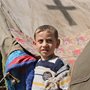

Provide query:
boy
left=32, top=25, right=70, bottom=90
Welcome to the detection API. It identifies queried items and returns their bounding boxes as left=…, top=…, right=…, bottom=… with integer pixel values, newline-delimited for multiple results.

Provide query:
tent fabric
left=0, top=0, right=90, bottom=89
left=0, top=0, right=90, bottom=65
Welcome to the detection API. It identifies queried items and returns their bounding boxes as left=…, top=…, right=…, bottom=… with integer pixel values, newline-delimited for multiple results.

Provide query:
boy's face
left=34, top=30, right=60, bottom=60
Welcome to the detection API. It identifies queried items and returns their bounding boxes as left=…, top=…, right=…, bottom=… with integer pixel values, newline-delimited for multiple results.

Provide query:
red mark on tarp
left=16, top=37, right=25, bottom=44
left=68, top=59, right=75, bottom=65
left=59, top=48, right=64, bottom=53
left=79, top=36, right=85, bottom=41
left=63, top=38, right=72, bottom=45
left=73, top=49, right=81, bottom=56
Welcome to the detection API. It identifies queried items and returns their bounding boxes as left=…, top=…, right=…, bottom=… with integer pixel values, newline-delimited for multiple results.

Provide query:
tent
left=0, top=0, right=90, bottom=89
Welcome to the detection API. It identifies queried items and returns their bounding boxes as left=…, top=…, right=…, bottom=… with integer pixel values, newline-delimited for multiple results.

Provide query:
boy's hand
left=44, top=67, right=71, bottom=90
left=44, top=77, right=59, bottom=90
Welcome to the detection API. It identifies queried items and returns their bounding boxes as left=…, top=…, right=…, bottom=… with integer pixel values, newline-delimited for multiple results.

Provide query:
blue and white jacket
left=32, top=56, right=70, bottom=90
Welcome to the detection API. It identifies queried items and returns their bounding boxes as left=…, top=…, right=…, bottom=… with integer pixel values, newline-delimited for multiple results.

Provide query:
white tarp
left=0, top=0, right=90, bottom=65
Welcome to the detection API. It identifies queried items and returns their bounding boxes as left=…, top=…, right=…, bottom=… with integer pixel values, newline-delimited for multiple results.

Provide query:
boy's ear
left=33, top=40, right=36, bottom=45
left=56, top=39, right=60, bottom=48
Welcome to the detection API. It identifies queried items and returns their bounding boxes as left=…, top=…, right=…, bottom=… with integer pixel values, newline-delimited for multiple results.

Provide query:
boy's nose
left=42, top=40, right=48, bottom=47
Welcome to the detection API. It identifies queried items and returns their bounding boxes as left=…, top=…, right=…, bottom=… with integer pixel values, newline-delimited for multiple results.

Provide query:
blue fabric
left=36, top=58, right=64, bottom=72
left=5, top=50, right=37, bottom=90
left=5, top=50, right=26, bottom=68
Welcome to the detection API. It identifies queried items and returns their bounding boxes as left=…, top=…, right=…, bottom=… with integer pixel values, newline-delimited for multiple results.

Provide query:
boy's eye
left=38, top=40, right=43, bottom=43
left=37, top=39, right=53, bottom=44
left=47, top=39, right=53, bottom=43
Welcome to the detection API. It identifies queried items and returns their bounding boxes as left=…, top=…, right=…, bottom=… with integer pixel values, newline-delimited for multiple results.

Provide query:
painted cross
left=46, top=0, right=76, bottom=26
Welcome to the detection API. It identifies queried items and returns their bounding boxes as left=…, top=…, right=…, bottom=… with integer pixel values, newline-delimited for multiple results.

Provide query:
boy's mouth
left=41, top=49, right=49, bottom=52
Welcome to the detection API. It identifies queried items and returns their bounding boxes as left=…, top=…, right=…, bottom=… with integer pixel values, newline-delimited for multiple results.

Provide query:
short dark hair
left=34, top=25, right=58, bottom=40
